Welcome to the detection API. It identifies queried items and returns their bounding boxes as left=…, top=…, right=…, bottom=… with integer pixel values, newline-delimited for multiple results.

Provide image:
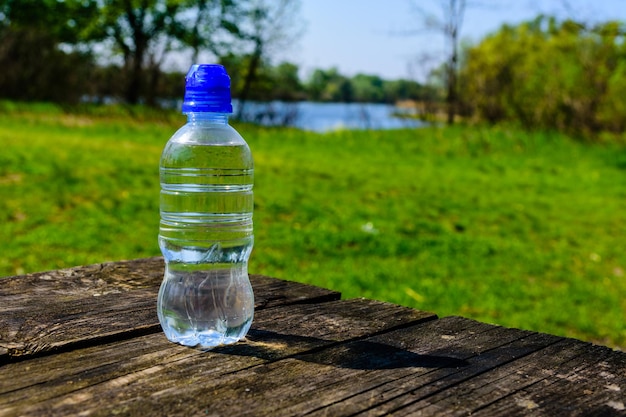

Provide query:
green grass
left=1, top=102, right=625, bottom=349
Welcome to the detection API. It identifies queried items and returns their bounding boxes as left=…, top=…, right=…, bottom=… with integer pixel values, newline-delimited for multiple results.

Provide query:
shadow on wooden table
left=214, top=329, right=470, bottom=370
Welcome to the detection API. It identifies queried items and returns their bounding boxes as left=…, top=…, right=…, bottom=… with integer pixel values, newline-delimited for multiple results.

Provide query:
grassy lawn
left=1, top=102, right=625, bottom=349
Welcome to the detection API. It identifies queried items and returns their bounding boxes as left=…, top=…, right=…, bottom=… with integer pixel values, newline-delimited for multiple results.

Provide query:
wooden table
left=1, top=258, right=624, bottom=416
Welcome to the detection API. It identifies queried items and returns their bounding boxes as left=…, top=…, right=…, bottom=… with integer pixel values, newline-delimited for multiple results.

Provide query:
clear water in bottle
left=157, top=64, right=254, bottom=349
left=158, top=132, right=254, bottom=348
left=157, top=266, right=254, bottom=347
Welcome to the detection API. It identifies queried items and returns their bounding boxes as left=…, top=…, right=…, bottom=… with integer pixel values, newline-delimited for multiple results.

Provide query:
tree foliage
left=85, top=1, right=180, bottom=104
left=226, top=0, right=303, bottom=118
left=300, top=67, right=431, bottom=104
left=0, top=0, right=298, bottom=104
left=81, top=0, right=249, bottom=104
left=4, top=0, right=625, bottom=138
left=0, top=26, right=93, bottom=103
left=410, top=0, right=467, bottom=124
left=0, top=0, right=98, bottom=103
left=460, top=16, right=626, bottom=136
left=0, top=0, right=99, bottom=43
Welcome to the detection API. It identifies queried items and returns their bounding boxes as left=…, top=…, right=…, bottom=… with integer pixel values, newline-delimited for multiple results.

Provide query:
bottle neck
left=186, top=112, right=229, bottom=125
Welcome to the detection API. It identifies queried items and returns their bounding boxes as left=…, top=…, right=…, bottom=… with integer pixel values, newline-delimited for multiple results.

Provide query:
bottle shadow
left=214, top=329, right=469, bottom=370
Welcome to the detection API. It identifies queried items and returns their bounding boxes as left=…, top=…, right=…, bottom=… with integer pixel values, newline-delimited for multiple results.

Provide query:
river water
left=233, top=101, right=426, bottom=132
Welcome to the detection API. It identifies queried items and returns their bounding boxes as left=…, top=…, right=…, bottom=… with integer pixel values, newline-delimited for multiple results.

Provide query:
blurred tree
left=79, top=0, right=247, bottom=105
left=271, top=62, right=305, bottom=101
left=460, top=16, right=626, bottom=136
left=306, top=68, right=330, bottom=101
left=598, top=61, right=626, bottom=133
left=220, top=52, right=273, bottom=101
left=219, top=52, right=248, bottom=95
left=82, top=64, right=127, bottom=103
left=0, top=0, right=308, bottom=107
left=306, top=68, right=353, bottom=102
left=232, top=0, right=303, bottom=119
left=0, top=0, right=99, bottom=43
left=440, top=0, right=464, bottom=124
left=0, top=27, right=94, bottom=103
left=221, top=55, right=304, bottom=102
left=179, top=0, right=243, bottom=63
left=383, top=79, right=428, bottom=104
left=305, top=67, right=428, bottom=104
left=590, top=21, right=626, bottom=134
left=409, top=0, right=467, bottom=124
left=352, top=74, right=385, bottom=103
left=83, top=0, right=186, bottom=105
left=0, top=0, right=98, bottom=103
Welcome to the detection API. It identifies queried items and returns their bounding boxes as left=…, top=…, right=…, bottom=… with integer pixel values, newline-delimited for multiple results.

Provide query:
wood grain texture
left=1, top=259, right=625, bottom=417
left=0, top=298, right=437, bottom=416
left=0, top=257, right=340, bottom=360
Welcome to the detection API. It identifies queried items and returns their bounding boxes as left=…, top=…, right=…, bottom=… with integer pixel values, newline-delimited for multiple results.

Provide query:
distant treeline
left=1, top=0, right=625, bottom=137
left=222, top=56, right=434, bottom=104
left=0, top=0, right=431, bottom=107
left=0, top=50, right=432, bottom=107
left=0, top=28, right=431, bottom=107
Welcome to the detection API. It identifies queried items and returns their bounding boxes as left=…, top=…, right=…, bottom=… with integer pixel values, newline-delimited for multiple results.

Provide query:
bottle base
left=163, top=327, right=251, bottom=349
left=157, top=265, right=255, bottom=350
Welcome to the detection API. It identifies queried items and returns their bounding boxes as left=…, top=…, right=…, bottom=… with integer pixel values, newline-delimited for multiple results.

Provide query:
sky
left=285, top=0, right=626, bottom=81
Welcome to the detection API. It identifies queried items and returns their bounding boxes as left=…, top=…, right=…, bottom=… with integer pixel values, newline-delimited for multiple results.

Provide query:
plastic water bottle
left=157, top=64, right=254, bottom=349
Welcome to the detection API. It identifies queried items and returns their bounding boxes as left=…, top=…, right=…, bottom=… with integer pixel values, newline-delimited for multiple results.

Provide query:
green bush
left=460, top=17, right=626, bottom=138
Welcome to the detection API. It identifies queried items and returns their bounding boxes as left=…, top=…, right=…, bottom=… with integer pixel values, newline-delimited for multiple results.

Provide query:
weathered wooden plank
left=186, top=316, right=506, bottom=417
left=395, top=338, right=617, bottom=416
left=0, top=298, right=437, bottom=417
left=474, top=342, right=626, bottom=416
left=0, top=315, right=544, bottom=417
left=5, top=260, right=623, bottom=416
left=201, top=317, right=563, bottom=417
left=2, top=291, right=158, bottom=359
left=0, top=258, right=340, bottom=361
left=0, top=257, right=163, bottom=299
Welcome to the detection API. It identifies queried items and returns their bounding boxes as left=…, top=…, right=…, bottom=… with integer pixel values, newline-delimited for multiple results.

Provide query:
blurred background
left=1, top=0, right=625, bottom=135
left=1, top=0, right=625, bottom=349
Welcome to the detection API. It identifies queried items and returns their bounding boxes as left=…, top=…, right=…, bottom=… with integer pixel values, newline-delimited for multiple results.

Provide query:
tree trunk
left=444, top=0, right=464, bottom=125
left=446, top=37, right=457, bottom=125
left=236, top=42, right=262, bottom=120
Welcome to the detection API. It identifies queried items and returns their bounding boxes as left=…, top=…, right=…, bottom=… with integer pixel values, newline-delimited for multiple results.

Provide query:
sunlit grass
left=1, top=102, right=625, bottom=349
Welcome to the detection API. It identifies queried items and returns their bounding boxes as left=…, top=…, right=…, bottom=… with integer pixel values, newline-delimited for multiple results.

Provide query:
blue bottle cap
left=182, top=64, right=233, bottom=114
